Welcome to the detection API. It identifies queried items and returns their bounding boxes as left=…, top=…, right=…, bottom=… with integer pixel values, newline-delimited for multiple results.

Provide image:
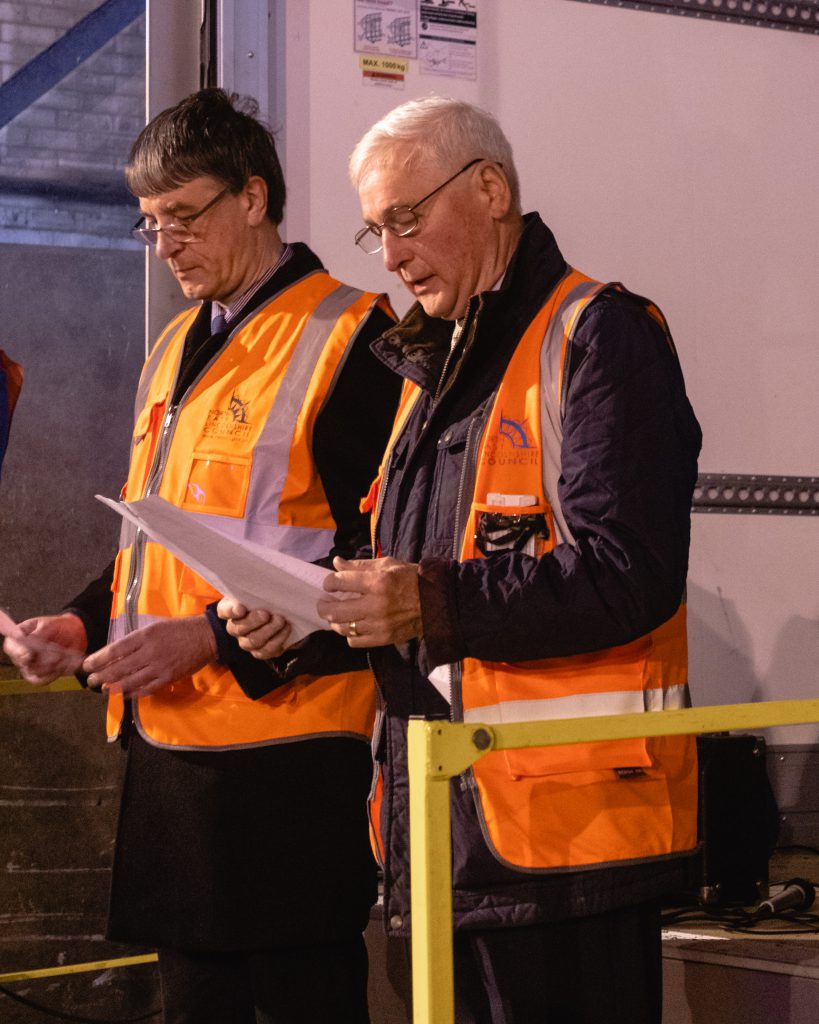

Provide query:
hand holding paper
left=1, top=611, right=87, bottom=685
left=97, top=494, right=334, bottom=643
left=317, top=555, right=423, bottom=648
left=217, top=597, right=293, bottom=660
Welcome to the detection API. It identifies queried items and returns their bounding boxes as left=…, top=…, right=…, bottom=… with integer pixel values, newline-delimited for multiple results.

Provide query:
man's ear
left=245, top=175, right=269, bottom=225
left=478, top=162, right=513, bottom=221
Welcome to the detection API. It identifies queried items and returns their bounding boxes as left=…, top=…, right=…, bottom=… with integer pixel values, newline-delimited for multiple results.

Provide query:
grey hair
left=349, top=95, right=521, bottom=213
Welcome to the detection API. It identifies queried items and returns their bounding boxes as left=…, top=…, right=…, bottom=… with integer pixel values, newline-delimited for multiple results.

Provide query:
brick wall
left=0, top=1, right=145, bottom=245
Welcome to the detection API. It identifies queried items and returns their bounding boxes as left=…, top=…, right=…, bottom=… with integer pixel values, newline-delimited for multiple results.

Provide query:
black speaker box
left=691, top=733, right=779, bottom=906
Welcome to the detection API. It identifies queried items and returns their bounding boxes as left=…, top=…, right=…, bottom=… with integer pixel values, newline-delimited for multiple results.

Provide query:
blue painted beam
left=0, top=0, right=145, bottom=131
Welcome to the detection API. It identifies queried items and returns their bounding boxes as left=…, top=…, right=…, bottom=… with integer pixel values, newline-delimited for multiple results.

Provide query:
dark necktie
left=210, top=312, right=228, bottom=337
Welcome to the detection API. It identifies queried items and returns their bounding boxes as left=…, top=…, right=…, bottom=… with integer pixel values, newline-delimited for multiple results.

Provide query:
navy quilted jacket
left=367, top=214, right=702, bottom=934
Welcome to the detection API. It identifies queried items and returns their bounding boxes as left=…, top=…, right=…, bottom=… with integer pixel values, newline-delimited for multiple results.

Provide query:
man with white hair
left=222, top=96, right=702, bottom=1023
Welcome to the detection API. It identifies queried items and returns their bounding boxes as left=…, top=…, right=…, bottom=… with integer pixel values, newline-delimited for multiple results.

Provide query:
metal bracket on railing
left=413, top=719, right=498, bottom=780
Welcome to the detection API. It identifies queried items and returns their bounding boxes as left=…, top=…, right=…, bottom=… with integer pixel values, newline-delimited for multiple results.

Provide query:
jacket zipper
left=448, top=414, right=481, bottom=726
left=431, top=323, right=461, bottom=406
left=372, top=441, right=394, bottom=558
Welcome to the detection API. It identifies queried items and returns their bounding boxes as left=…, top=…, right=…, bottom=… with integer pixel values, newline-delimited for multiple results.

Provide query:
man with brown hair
left=4, top=89, right=399, bottom=1023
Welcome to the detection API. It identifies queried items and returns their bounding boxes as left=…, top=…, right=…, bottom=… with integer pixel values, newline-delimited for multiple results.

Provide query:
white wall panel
left=274, top=0, right=819, bottom=741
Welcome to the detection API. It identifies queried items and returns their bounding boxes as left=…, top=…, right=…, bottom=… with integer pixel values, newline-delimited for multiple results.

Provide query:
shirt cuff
left=204, top=602, right=289, bottom=700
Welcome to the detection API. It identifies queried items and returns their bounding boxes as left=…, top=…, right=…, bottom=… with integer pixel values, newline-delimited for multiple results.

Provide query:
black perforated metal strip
left=693, top=474, right=819, bottom=514
left=568, top=1, right=819, bottom=35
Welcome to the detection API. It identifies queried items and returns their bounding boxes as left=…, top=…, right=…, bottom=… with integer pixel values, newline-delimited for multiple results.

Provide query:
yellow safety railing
left=408, top=698, right=819, bottom=1024
left=0, top=954, right=157, bottom=985
left=0, top=676, right=82, bottom=695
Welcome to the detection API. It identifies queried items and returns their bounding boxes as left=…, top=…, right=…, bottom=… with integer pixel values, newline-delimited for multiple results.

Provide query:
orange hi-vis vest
left=374, top=269, right=698, bottom=872
left=108, top=271, right=386, bottom=750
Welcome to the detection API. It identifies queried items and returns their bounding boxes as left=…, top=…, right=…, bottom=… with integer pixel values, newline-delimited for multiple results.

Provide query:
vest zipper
left=121, top=340, right=230, bottom=636
left=122, top=405, right=180, bottom=635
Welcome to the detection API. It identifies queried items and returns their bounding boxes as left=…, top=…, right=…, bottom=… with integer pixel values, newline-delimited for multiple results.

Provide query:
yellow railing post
left=408, top=699, right=819, bottom=1024
left=408, top=719, right=487, bottom=1024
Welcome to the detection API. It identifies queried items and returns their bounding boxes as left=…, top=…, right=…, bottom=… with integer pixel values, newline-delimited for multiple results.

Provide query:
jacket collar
left=227, top=241, right=325, bottom=324
left=372, top=213, right=568, bottom=391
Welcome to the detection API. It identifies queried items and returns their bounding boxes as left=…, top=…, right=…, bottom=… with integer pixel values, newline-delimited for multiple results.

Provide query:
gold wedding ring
left=348, top=621, right=359, bottom=638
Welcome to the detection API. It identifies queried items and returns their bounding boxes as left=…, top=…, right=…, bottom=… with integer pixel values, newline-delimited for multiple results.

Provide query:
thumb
left=217, top=597, right=247, bottom=620
left=332, top=556, right=371, bottom=572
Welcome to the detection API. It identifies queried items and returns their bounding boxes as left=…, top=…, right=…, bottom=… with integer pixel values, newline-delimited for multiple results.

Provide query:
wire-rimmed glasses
left=131, top=187, right=231, bottom=247
left=354, top=158, right=484, bottom=255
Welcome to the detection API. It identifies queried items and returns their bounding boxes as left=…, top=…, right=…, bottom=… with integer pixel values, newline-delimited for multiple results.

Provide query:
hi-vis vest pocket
left=467, top=498, right=556, bottom=560
left=180, top=451, right=252, bottom=517
left=464, top=644, right=654, bottom=779
left=504, top=734, right=652, bottom=780
left=128, top=398, right=167, bottom=499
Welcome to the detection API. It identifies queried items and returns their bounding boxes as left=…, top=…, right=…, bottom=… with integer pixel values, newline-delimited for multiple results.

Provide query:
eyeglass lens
left=133, top=224, right=195, bottom=246
left=356, top=209, right=418, bottom=253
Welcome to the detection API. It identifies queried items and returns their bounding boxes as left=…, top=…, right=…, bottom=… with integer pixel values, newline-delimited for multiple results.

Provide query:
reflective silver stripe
left=117, top=518, right=138, bottom=552
left=109, top=612, right=168, bottom=637
left=243, top=283, right=365, bottom=531
left=645, top=683, right=692, bottom=711
left=108, top=615, right=128, bottom=643
left=462, top=683, right=692, bottom=725
left=182, top=511, right=334, bottom=562
left=134, top=309, right=193, bottom=420
left=131, top=698, right=370, bottom=752
left=108, top=611, right=172, bottom=644
left=539, top=278, right=608, bottom=547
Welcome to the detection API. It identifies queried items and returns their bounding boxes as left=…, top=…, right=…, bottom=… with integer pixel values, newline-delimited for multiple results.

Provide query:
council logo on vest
left=203, top=393, right=252, bottom=440
left=229, top=394, right=249, bottom=424
left=499, top=415, right=533, bottom=449
left=481, top=412, right=539, bottom=468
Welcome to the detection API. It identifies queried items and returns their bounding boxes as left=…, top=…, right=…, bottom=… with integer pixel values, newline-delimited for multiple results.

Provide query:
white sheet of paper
left=427, top=662, right=452, bottom=704
left=96, top=494, right=334, bottom=643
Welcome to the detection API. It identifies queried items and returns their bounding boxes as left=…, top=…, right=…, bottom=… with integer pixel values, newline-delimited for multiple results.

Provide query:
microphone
left=754, top=878, right=816, bottom=917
